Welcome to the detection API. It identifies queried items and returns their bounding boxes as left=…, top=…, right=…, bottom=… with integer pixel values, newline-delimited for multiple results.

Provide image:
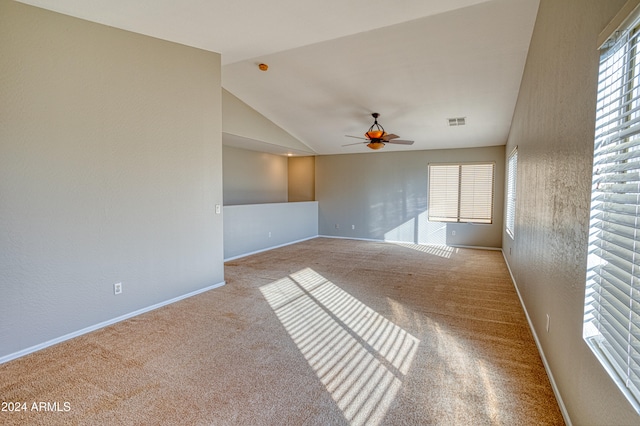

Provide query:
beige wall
left=288, top=156, right=315, bottom=202
left=0, top=1, right=224, bottom=360
left=316, top=146, right=505, bottom=247
left=503, top=0, right=635, bottom=423
left=222, top=89, right=313, bottom=154
left=223, top=146, right=288, bottom=205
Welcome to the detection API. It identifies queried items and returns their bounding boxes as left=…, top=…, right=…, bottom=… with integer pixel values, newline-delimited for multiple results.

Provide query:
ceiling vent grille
left=448, top=117, right=466, bottom=126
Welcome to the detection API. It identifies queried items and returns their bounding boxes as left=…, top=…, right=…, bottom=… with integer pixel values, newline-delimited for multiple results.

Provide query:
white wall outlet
left=351, top=225, right=355, bottom=230
left=452, top=230, right=456, bottom=236
left=215, top=204, right=221, bottom=214
left=114, top=282, right=122, bottom=295
left=335, top=224, right=339, bottom=229
left=546, top=314, right=550, bottom=332
left=268, top=231, right=271, bottom=238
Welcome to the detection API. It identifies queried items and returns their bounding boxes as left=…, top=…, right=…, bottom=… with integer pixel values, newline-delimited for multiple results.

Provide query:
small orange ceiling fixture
left=258, top=63, right=268, bottom=71
left=343, top=113, right=414, bottom=150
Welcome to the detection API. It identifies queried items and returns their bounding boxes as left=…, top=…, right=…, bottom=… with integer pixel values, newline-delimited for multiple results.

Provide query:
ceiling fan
left=343, top=113, right=414, bottom=150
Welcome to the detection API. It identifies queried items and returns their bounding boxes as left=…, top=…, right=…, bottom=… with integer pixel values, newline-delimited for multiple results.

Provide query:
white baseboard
left=501, top=250, right=571, bottom=426
left=224, top=235, right=318, bottom=262
left=318, top=234, right=501, bottom=251
left=317, top=234, right=381, bottom=243
left=0, top=281, right=226, bottom=365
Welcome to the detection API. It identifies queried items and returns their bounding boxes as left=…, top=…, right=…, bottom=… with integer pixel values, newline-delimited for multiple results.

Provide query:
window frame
left=427, top=162, right=495, bottom=224
left=584, top=9, right=640, bottom=414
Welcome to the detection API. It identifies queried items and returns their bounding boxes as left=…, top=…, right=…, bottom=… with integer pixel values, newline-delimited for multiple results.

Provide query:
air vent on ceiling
left=448, top=117, right=466, bottom=126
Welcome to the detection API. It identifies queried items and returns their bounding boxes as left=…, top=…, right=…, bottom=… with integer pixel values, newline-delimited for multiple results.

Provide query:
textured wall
left=316, top=146, right=505, bottom=248
left=223, top=201, right=318, bottom=260
left=288, top=156, right=315, bottom=202
left=502, top=0, right=636, bottom=423
left=0, top=1, right=223, bottom=360
left=223, top=146, right=288, bottom=205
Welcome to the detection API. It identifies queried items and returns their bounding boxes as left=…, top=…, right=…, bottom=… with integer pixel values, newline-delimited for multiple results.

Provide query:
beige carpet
left=0, top=237, right=564, bottom=425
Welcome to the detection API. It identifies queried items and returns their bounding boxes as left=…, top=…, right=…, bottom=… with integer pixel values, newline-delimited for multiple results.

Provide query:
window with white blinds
left=584, top=14, right=640, bottom=413
left=506, top=148, right=518, bottom=238
left=428, top=163, right=494, bottom=224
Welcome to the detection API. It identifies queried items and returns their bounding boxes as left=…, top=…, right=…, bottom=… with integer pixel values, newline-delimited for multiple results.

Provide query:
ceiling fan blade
left=342, top=141, right=366, bottom=147
left=387, top=139, right=414, bottom=145
left=382, top=134, right=400, bottom=141
left=345, top=135, right=367, bottom=140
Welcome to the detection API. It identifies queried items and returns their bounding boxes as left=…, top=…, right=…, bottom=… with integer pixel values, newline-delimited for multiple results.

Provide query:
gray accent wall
left=0, top=1, right=224, bottom=360
left=223, top=146, right=288, bottom=205
left=316, top=147, right=505, bottom=248
left=502, top=0, right=635, bottom=424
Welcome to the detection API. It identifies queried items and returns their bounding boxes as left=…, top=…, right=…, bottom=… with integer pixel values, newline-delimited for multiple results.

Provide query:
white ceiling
left=19, top=0, right=540, bottom=155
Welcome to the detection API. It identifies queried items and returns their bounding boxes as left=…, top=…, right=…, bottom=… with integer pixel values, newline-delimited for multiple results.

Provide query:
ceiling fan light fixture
left=367, top=141, right=385, bottom=150
left=365, top=130, right=385, bottom=139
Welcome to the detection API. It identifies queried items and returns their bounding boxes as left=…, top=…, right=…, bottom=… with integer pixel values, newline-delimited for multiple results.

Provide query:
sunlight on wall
left=383, top=211, right=447, bottom=246
left=260, top=268, right=420, bottom=426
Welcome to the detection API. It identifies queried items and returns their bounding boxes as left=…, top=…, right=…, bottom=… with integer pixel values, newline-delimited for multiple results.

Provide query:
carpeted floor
left=0, top=238, right=564, bottom=425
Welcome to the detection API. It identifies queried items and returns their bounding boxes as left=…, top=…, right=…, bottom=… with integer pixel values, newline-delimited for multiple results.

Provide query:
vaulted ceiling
left=18, top=0, right=540, bottom=155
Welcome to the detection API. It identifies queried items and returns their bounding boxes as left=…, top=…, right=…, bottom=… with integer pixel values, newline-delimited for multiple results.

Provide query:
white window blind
left=584, top=16, right=640, bottom=413
left=506, top=148, right=518, bottom=238
left=428, top=163, right=494, bottom=224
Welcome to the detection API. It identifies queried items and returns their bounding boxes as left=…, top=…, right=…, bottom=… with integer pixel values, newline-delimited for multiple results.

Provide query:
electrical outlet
left=335, top=224, right=339, bottom=229
left=215, top=204, right=221, bottom=214
left=546, top=314, right=550, bottom=332
left=351, top=225, right=355, bottom=230
left=114, top=282, right=122, bottom=295
left=452, top=230, right=456, bottom=236
left=268, top=232, right=272, bottom=238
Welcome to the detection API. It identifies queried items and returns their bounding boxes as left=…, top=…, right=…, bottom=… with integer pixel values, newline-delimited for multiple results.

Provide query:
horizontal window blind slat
left=594, top=150, right=640, bottom=167
left=594, top=172, right=640, bottom=184
left=592, top=219, right=639, bottom=240
left=592, top=238, right=640, bottom=262
left=596, top=136, right=640, bottom=156
left=593, top=200, right=639, bottom=216
left=594, top=192, right=640, bottom=205
left=594, top=162, right=640, bottom=175
left=591, top=271, right=636, bottom=304
left=594, top=256, right=640, bottom=283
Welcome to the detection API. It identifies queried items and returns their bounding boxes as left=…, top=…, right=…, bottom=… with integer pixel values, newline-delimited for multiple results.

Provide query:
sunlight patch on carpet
left=260, top=268, right=419, bottom=426
left=391, top=242, right=456, bottom=258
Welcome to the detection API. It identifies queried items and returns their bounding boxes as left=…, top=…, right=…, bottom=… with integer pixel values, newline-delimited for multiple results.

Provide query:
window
left=428, top=163, right=494, bottom=223
left=506, top=148, right=518, bottom=238
left=584, top=12, right=640, bottom=413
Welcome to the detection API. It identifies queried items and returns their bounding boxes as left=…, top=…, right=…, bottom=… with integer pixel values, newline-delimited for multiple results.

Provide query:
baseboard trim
left=317, top=235, right=381, bottom=243
left=0, top=280, right=226, bottom=365
left=318, top=235, right=501, bottom=251
left=501, top=250, right=572, bottom=426
left=224, top=235, right=318, bottom=262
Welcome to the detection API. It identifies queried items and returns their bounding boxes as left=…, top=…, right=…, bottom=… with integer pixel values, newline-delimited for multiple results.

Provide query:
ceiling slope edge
left=222, top=89, right=315, bottom=155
